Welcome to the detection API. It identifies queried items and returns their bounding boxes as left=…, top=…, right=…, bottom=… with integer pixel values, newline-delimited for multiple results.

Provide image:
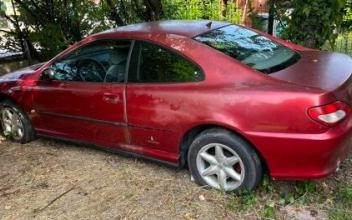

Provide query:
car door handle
left=103, top=93, right=121, bottom=104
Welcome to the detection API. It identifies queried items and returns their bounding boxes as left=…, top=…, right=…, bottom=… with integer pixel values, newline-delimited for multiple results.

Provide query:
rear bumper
left=247, top=117, right=352, bottom=180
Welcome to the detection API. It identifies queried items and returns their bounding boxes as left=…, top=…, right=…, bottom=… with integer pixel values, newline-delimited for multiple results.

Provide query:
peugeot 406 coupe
left=1, top=20, right=352, bottom=191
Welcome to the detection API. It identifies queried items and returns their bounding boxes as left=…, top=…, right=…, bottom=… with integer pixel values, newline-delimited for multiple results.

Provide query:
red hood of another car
left=271, top=51, right=352, bottom=92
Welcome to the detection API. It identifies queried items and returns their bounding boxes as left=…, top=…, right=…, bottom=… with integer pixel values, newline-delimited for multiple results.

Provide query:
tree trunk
left=268, top=2, right=274, bottom=35
left=10, top=0, right=32, bottom=63
left=143, top=0, right=163, bottom=21
left=241, top=0, right=249, bottom=24
left=106, top=0, right=125, bottom=26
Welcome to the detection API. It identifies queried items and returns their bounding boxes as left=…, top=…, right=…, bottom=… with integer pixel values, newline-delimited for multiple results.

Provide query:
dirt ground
left=0, top=137, right=351, bottom=220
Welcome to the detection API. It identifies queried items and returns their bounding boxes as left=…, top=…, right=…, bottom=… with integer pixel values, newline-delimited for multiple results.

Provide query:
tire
left=0, top=100, right=35, bottom=144
left=187, top=128, right=262, bottom=191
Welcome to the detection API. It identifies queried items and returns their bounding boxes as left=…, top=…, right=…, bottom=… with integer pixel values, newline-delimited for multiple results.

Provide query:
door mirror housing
left=42, top=68, right=56, bottom=80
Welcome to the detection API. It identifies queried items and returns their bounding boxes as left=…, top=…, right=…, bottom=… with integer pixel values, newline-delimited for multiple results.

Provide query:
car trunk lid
left=271, top=51, right=352, bottom=104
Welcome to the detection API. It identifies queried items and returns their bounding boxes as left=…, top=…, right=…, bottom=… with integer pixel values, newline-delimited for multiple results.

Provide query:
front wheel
left=0, top=100, right=35, bottom=144
left=187, top=128, right=263, bottom=191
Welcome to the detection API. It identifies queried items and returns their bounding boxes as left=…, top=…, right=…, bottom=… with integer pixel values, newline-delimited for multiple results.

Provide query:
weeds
left=261, top=201, right=276, bottom=219
left=227, top=190, right=257, bottom=211
left=328, top=185, right=352, bottom=219
left=225, top=179, right=342, bottom=219
left=338, top=185, right=352, bottom=205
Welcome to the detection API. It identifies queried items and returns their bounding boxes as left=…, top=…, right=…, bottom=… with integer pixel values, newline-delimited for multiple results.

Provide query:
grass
left=223, top=159, right=352, bottom=219
left=214, top=178, right=322, bottom=219
left=329, top=184, right=352, bottom=219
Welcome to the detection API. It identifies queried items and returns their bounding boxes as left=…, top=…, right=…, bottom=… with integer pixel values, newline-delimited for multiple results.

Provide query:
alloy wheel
left=196, top=143, right=245, bottom=191
left=0, top=107, right=24, bottom=141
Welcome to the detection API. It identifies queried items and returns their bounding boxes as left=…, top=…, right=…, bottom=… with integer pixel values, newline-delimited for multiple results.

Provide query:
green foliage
left=328, top=184, right=352, bottom=219
left=227, top=190, right=257, bottom=211
left=162, top=0, right=241, bottom=23
left=224, top=175, right=352, bottom=220
left=273, top=0, right=346, bottom=49
left=225, top=1, right=242, bottom=24
left=0, top=0, right=112, bottom=59
left=29, top=24, right=67, bottom=59
left=343, top=0, right=352, bottom=30
left=329, top=209, right=350, bottom=220
left=18, top=0, right=109, bottom=58
left=278, top=181, right=317, bottom=206
left=279, top=192, right=295, bottom=206
left=261, top=175, right=275, bottom=193
left=0, top=0, right=243, bottom=60
left=261, top=201, right=276, bottom=219
left=295, top=181, right=317, bottom=195
left=0, top=1, right=6, bottom=14
left=2, top=0, right=352, bottom=59
left=342, top=0, right=352, bottom=30
left=250, top=12, right=266, bottom=31
left=0, top=1, right=7, bottom=28
left=337, top=185, right=352, bottom=205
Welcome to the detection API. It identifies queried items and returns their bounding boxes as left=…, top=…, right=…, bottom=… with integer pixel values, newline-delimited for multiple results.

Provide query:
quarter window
left=47, top=40, right=131, bottom=83
left=128, top=41, right=204, bottom=83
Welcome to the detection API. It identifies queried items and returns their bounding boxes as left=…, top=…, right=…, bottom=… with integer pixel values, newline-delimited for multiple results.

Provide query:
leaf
left=302, top=6, right=310, bottom=16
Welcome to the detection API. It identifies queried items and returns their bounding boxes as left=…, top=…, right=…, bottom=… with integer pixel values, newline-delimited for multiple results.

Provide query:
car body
left=0, top=20, right=351, bottom=190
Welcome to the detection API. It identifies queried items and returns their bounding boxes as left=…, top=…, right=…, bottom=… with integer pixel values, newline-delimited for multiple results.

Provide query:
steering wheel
left=77, top=59, right=106, bottom=82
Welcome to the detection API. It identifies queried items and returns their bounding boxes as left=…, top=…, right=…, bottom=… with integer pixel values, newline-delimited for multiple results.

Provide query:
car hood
left=0, top=62, right=44, bottom=82
left=270, top=51, right=352, bottom=92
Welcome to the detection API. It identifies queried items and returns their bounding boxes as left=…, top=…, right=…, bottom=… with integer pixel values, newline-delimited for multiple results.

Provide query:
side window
left=47, top=40, right=131, bottom=83
left=128, top=41, right=204, bottom=83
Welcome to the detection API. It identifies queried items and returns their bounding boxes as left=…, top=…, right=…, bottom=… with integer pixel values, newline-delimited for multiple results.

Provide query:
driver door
left=31, top=40, right=131, bottom=147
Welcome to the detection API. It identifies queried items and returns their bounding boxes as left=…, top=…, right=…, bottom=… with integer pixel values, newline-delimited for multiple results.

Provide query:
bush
left=273, top=0, right=345, bottom=49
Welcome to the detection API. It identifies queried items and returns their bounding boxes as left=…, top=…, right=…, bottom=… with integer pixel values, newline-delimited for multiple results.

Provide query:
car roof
left=99, top=20, right=230, bottom=38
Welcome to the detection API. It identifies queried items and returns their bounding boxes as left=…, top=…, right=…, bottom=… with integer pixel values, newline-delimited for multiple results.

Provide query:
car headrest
left=110, top=50, right=126, bottom=65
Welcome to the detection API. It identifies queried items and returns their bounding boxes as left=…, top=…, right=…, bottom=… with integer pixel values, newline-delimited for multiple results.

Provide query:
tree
left=0, top=0, right=165, bottom=60
left=104, top=0, right=163, bottom=26
left=272, top=0, right=346, bottom=49
left=15, top=0, right=110, bottom=59
left=342, top=0, right=352, bottom=31
left=0, top=0, right=241, bottom=61
left=0, top=0, right=36, bottom=62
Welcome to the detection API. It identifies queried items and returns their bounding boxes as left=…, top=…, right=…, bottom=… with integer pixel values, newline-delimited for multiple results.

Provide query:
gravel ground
left=0, top=138, right=351, bottom=220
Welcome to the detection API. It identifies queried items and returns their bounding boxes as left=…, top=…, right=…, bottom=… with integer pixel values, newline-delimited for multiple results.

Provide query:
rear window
left=194, top=25, right=300, bottom=74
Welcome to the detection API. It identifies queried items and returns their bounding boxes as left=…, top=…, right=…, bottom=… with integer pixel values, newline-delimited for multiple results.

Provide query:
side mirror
left=42, top=68, right=56, bottom=80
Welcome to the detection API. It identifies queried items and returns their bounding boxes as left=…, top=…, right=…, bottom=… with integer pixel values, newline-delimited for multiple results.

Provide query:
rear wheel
left=187, top=128, right=263, bottom=191
left=0, top=100, right=35, bottom=143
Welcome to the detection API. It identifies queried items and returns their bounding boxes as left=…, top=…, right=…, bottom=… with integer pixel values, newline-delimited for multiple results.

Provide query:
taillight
left=308, top=101, right=350, bottom=127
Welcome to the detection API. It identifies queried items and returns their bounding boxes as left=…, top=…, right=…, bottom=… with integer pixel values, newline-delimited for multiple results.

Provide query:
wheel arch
left=0, top=92, right=30, bottom=120
left=179, top=123, right=269, bottom=173
left=0, top=92, right=19, bottom=105
left=0, top=92, right=36, bottom=143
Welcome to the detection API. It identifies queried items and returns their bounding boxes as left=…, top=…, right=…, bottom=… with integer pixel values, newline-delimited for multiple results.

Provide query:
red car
left=0, top=20, right=351, bottom=191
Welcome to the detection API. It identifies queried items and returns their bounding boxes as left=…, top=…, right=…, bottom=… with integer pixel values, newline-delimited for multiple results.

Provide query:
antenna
left=206, top=21, right=212, bottom=28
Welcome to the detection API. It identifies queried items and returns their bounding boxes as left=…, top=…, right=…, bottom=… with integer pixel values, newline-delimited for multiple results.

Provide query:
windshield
left=194, top=25, right=300, bottom=74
